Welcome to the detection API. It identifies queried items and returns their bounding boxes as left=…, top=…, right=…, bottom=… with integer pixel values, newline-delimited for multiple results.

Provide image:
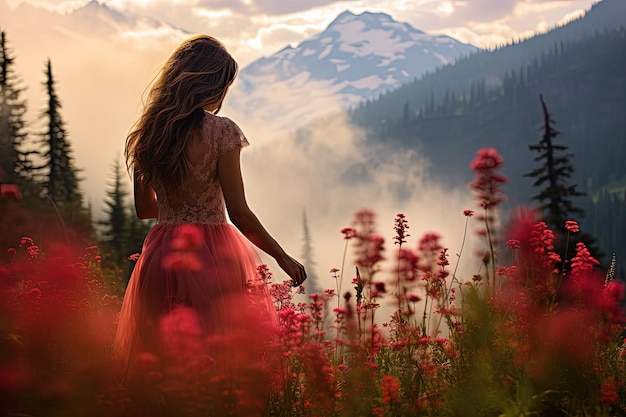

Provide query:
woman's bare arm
left=218, top=148, right=306, bottom=286
left=133, top=169, right=159, bottom=219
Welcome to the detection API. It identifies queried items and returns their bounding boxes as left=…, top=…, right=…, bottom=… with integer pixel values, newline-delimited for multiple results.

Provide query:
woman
left=114, top=34, right=306, bottom=378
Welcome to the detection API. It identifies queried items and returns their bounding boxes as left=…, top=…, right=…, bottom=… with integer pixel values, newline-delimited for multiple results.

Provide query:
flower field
left=1, top=148, right=625, bottom=417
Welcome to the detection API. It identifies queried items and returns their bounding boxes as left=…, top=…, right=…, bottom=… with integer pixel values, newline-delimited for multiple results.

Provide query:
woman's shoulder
left=203, top=111, right=241, bottom=132
left=202, top=111, right=249, bottom=151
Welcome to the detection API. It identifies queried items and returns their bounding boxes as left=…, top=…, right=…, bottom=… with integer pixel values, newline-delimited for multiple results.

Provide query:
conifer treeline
left=0, top=28, right=150, bottom=274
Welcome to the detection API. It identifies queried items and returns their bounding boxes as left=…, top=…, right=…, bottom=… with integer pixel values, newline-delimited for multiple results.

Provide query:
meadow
left=1, top=148, right=624, bottom=417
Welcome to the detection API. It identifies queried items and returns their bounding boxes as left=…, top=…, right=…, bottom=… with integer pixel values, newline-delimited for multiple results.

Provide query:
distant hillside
left=349, top=0, right=625, bottom=127
left=351, top=27, right=626, bottom=200
left=345, top=24, right=626, bottom=266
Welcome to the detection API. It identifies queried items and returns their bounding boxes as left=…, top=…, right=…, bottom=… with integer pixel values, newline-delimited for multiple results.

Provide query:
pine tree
left=525, top=95, right=586, bottom=230
left=525, top=95, right=600, bottom=260
left=301, top=209, right=320, bottom=296
left=0, top=28, right=30, bottom=183
left=38, top=58, right=81, bottom=206
left=101, top=158, right=129, bottom=265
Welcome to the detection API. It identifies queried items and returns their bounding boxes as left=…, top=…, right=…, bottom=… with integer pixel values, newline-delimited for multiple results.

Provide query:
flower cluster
left=162, top=224, right=203, bottom=271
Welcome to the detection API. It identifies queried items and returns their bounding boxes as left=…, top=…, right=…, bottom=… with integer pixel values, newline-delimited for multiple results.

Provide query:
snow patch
left=350, top=75, right=384, bottom=90
left=432, top=51, right=449, bottom=64
left=318, top=44, right=333, bottom=59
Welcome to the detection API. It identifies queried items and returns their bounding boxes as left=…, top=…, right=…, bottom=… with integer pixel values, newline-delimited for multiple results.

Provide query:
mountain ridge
left=228, top=10, right=479, bottom=130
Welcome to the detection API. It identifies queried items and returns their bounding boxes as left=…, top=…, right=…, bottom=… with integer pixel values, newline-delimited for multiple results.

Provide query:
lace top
left=155, top=112, right=249, bottom=225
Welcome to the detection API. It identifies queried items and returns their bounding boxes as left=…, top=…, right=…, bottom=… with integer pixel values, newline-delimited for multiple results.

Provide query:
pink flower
left=162, top=251, right=202, bottom=272
left=256, top=264, right=273, bottom=283
left=393, top=213, right=410, bottom=246
left=333, top=307, right=348, bottom=315
left=564, top=220, right=579, bottom=233
left=599, top=376, right=622, bottom=405
left=381, top=375, right=401, bottom=405
left=355, top=234, right=385, bottom=268
left=324, top=288, right=336, bottom=298
left=27, top=245, right=39, bottom=259
left=506, top=239, right=521, bottom=249
left=170, top=224, right=203, bottom=251
left=600, top=281, right=625, bottom=324
left=20, top=237, right=34, bottom=247
left=128, top=253, right=141, bottom=262
left=468, top=148, right=509, bottom=209
left=340, top=227, right=357, bottom=240
left=418, top=232, right=443, bottom=256
left=570, top=242, right=599, bottom=275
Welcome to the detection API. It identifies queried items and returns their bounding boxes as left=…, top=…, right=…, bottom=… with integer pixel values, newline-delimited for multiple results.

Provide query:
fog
left=230, top=105, right=480, bottom=295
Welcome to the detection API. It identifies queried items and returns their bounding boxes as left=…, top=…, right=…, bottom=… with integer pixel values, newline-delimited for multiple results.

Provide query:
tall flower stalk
left=468, top=148, right=509, bottom=290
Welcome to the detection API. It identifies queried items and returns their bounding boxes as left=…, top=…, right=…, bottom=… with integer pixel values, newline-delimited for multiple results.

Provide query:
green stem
left=552, top=230, right=571, bottom=307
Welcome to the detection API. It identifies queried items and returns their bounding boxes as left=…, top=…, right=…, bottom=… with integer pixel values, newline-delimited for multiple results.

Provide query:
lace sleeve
left=219, top=117, right=250, bottom=155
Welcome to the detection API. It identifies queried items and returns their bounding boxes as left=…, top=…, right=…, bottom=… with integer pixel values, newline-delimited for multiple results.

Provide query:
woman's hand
left=276, top=254, right=307, bottom=287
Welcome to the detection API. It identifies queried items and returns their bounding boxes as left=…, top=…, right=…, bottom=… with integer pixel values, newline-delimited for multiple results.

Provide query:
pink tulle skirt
left=113, top=222, right=276, bottom=377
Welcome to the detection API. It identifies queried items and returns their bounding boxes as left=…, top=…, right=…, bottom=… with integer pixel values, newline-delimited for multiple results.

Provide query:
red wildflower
left=529, top=221, right=561, bottom=269
left=256, top=264, right=273, bottom=283
left=564, top=220, right=579, bottom=233
left=170, top=224, right=203, bottom=251
left=381, top=375, right=401, bottom=405
left=468, top=148, right=509, bottom=209
left=355, top=234, right=385, bottom=268
left=463, top=209, right=474, bottom=217
left=570, top=242, right=599, bottom=275
left=418, top=233, right=443, bottom=257
left=395, top=248, right=419, bottom=281
left=599, top=376, right=622, bottom=405
left=340, top=227, right=357, bottom=240
left=333, top=307, right=348, bottom=314
left=20, top=237, right=33, bottom=247
left=600, top=280, right=625, bottom=323
left=162, top=251, right=202, bottom=271
left=393, top=213, right=410, bottom=246
left=26, top=245, right=39, bottom=259
left=506, top=239, right=521, bottom=249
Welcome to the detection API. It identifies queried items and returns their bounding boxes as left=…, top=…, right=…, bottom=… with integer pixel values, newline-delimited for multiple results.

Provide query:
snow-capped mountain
left=227, top=11, right=479, bottom=131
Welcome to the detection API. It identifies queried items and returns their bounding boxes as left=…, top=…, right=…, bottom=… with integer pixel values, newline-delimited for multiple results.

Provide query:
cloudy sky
left=5, top=0, right=598, bottom=66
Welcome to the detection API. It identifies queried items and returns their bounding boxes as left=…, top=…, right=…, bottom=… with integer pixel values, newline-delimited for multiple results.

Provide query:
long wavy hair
left=125, top=35, right=238, bottom=190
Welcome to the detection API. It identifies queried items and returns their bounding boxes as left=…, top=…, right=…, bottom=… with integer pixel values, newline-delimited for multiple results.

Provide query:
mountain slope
left=227, top=10, right=478, bottom=131
left=350, top=0, right=626, bottom=127
left=344, top=24, right=626, bottom=263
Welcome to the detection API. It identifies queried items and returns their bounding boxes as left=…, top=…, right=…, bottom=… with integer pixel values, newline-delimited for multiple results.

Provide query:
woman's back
left=154, top=112, right=248, bottom=225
